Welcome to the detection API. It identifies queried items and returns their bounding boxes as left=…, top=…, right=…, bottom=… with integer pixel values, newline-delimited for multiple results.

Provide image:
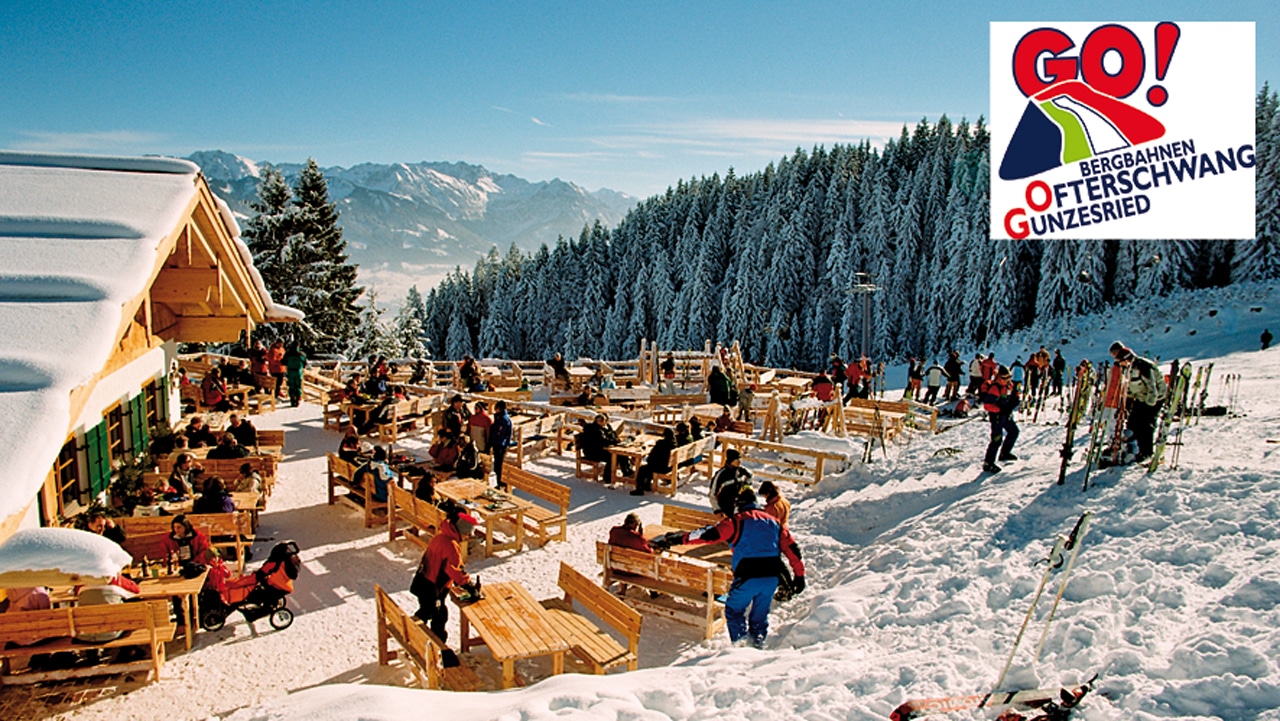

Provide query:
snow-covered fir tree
left=415, top=97, right=1272, bottom=369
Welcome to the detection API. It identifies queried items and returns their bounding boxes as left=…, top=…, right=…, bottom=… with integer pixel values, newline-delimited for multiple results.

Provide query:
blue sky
left=1, top=1, right=1275, bottom=197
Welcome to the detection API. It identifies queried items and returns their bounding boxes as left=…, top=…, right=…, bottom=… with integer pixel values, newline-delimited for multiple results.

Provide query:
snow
left=0, top=527, right=131, bottom=580
left=29, top=283, right=1280, bottom=721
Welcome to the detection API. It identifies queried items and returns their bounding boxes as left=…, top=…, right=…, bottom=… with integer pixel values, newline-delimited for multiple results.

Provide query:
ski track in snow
left=37, top=283, right=1280, bottom=721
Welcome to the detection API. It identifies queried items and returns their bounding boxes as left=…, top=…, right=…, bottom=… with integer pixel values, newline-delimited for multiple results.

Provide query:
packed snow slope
left=44, top=283, right=1276, bottom=721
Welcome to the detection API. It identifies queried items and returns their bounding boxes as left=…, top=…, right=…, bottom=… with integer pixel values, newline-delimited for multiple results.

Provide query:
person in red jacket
left=676, top=488, right=805, bottom=648
left=409, top=502, right=477, bottom=648
left=980, top=366, right=1020, bottom=473
left=161, top=515, right=214, bottom=570
left=608, top=513, right=653, bottom=553
left=979, top=353, right=999, bottom=383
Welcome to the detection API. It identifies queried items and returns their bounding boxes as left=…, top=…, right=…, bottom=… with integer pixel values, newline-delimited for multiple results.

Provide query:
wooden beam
left=150, top=267, right=220, bottom=305
left=169, top=316, right=251, bottom=343
left=0, top=570, right=114, bottom=589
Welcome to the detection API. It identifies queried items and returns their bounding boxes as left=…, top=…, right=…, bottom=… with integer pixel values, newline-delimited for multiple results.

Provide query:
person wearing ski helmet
left=1109, top=341, right=1167, bottom=464
left=980, top=365, right=1020, bottom=473
left=680, top=487, right=805, bottom=648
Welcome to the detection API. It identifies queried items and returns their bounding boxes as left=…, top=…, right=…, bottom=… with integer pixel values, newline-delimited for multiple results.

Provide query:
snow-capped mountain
left=189, top=150, right=636, bottom=303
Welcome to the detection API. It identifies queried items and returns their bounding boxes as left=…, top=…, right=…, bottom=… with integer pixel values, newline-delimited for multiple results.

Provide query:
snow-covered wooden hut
left=0, top=151, right=300, bottom=550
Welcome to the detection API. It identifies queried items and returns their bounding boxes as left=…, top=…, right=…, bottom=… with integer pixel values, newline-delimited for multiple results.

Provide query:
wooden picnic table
left=160, top=491, right=262, bottom=516
left=454, top=581, right=569, bottom=689
left=566, top=366, right=593, bottom=392
left=605, top=434, right=660, bottom=485
left=135, top=567, right=209, bottom=651
left=644, top=524, right=733, bottom=567
left=435, top=479, right=535, bottom=558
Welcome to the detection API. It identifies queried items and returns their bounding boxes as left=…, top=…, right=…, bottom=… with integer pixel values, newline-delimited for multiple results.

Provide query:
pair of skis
left=892, top=512, right=1094, bottom=721
left=1148, top=363, right=1193, bottom=473
left=1055, top=364, right=1094, bottom=485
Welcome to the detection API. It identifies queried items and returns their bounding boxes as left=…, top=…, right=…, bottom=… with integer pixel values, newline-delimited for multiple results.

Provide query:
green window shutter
left=129, top=394, right=149, bottom=453
left=85, top=421, right=112, bottom=498
left=157, top=373, right=170, bottom=423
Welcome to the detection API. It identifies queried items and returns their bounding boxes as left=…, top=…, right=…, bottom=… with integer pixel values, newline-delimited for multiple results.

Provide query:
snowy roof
left=0, top=150, right=298, bottom=523
left=0, top=527, right=130, bottom=586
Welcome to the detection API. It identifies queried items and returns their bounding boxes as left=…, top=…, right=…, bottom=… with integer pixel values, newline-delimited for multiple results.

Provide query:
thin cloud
left=491, top=105, right=515, bottom=114
left=555, top=92, right=679, bottom=104
left=11, top=130, right=169, bottom=153
left=645, top=117, right=908, bottom=144
left=531, top=117, right=549, bottom=127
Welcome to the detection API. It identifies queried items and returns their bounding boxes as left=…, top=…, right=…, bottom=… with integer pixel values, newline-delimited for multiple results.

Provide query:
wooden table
left=566, top=366, right=593, bottom=392
left=136, top=568, right=209, bottom=651
left=605, top=436, right=658, bottom=485
left=644, top=524, right=733, bottom=567
left=454, top=581, right=569, bottom=688
left=435, top=479, right=535, bottom=558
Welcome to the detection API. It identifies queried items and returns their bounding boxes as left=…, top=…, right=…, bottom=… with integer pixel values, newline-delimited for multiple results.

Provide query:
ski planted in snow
left=890, top=677, right=1096, bottom=721
left=1194, top=362, right=1215, bottom=425
left=1056, top=363, right=1094, bottom=485
left=1148, top=363, right=1193, bottom=473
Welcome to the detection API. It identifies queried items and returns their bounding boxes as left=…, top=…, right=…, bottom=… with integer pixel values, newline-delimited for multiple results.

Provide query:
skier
left=1050, top=350, right=1067, bottom=395
left=906, top=358, right=923, bottom=400
left=944, top=350, right=963, bottom=401
left=980, top=365, right=1020, bottom=473
left=1109, top=341, right=1167, bottom=463
left=923, top=359, right=946, bottom=405
left=1263, top=329, right=1273, bottom=350
left=967, top=353, right=984, bottom=396
left=1010, top=356, right=1026, bottom=392
left=282, top=343, right=306, bottom=407
left=673, top=487, right=805, bottom=648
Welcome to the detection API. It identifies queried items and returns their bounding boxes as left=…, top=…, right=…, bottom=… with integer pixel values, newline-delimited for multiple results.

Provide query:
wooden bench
left=327, top=453, right=388, bottom=528
left=660, top=504, right=721, bottom=531
left=323, top=389, right=348, bottom=430
left=255, top=429, right=285, bottom=452
left=538, top=562, right=641, bottom=674
left=648, top=393, right=701, bottom=408
left=477, top=389, right=534, bottom=402
left=0, top=600, right=175, bottom=684
left=157, top=455, right=278, bottom=486
left=651, top=437, right=715, bottom=497
left=387, top=483, right=441, bottom=548
left=711, top=434, right=849, bottom=486
left=374, top=584, right=482, bottom=691
left=378, top=399, right=432, bottom=445
left=502, top=466, right=571, bottom=545
left=596, top=542, right=731, bottom=640
left=119, top=512, right=254, bottom=573
left=514, top=415, right=562, bottom=468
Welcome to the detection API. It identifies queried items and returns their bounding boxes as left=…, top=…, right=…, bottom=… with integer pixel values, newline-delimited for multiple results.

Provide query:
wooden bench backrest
left=375, top=584, right=431, bottom=671
left=256, top=429, right=286, bottom=448
left=504, top=467, right=571, bottom=510
left=390, top=483, right=443, bottom=532
left=845, top=397, right=912, bottom=415
left=328, top=453, right=358, bottom=482
left=661, top=504, right=720, bottom=531
left=157, top=455, right=276, bottom=478
left=0, top=599, right=172, bottom=640
left=649, top=394, right=697, bottom=407
left=670, top=437, right=712, bottom=464
left=756, top=369, right=777, bottom=385
left=557, top=562, right=641, bottom=641
left=119, top=512, right=249, bottom=541
left=595, top=542, right=731, bottom=595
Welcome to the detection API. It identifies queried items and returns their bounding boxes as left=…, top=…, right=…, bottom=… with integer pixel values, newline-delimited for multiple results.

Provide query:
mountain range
left=187, top=150, right=636, bottom=304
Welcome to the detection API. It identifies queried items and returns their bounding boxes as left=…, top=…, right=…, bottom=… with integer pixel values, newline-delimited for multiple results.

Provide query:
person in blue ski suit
left=677, top=488, right=805, bottom=648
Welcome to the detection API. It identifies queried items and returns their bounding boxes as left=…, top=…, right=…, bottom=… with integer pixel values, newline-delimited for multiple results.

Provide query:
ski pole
left=1033, top=511, right=1093, bottom=662
left=993, top=534, right=1068, bottom=692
